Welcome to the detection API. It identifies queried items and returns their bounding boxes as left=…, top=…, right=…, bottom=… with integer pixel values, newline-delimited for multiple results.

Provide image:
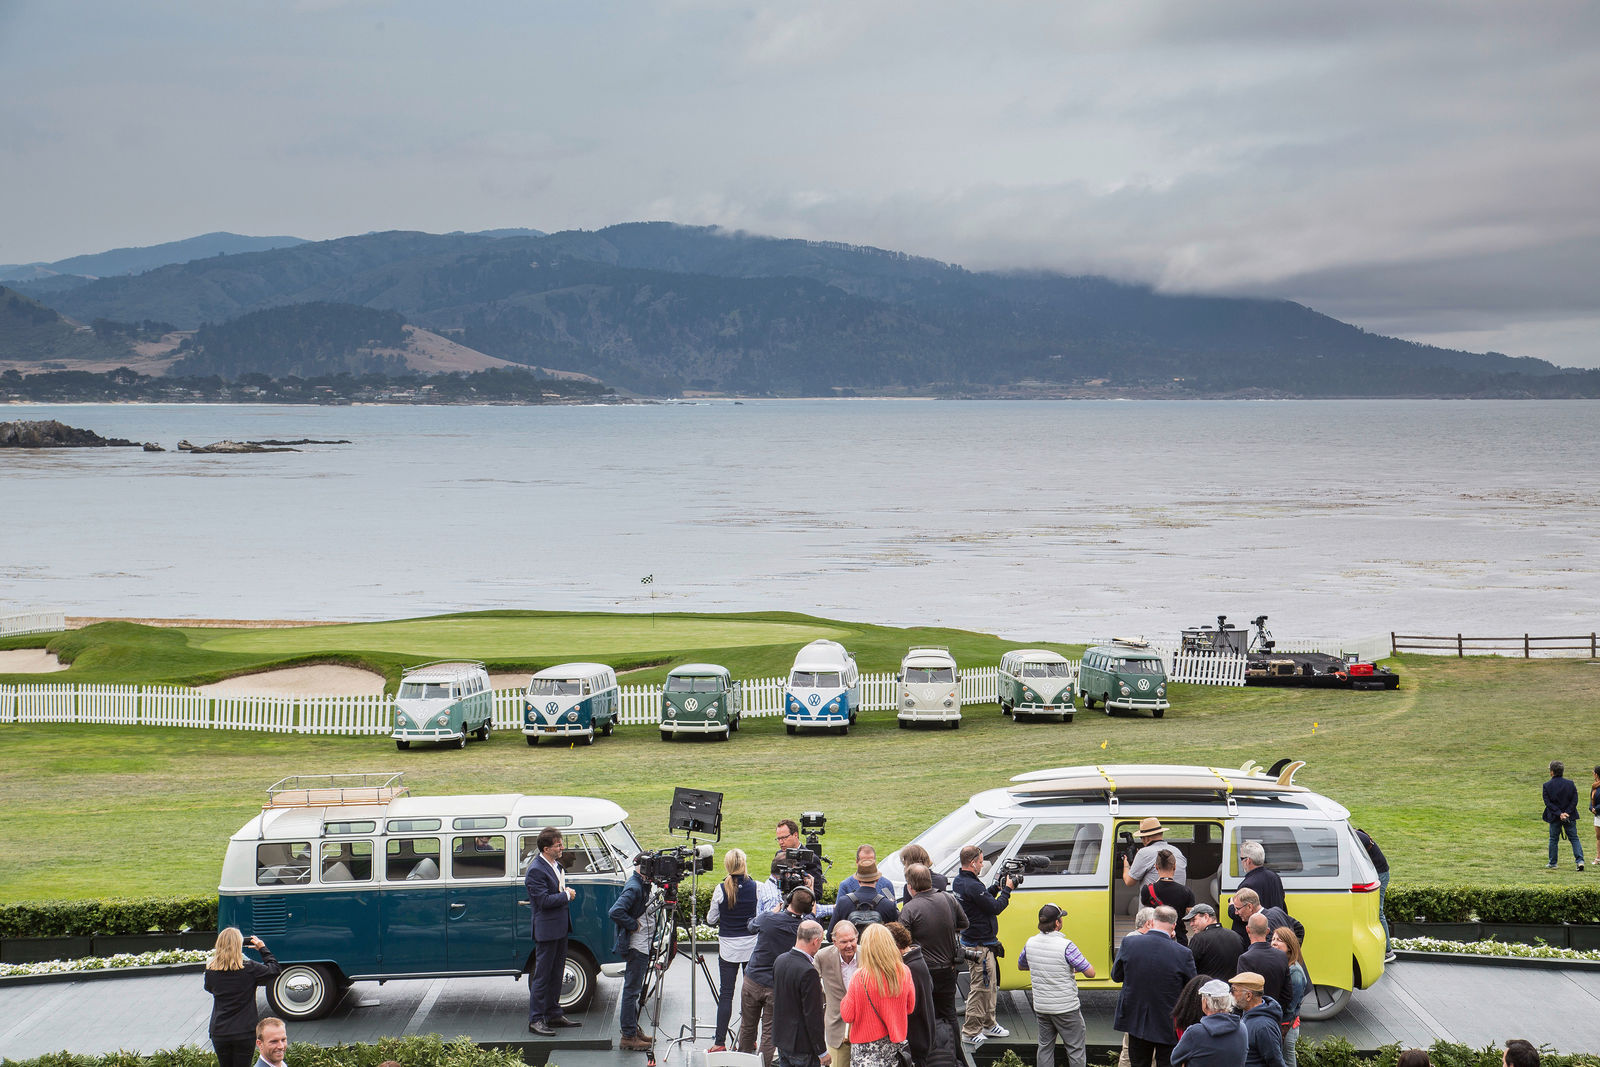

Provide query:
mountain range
left=4, top=223, right=1596, bottom=397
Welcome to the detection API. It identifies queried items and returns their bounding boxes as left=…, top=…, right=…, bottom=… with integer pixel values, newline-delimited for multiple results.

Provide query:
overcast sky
left=3, top=1, right=1598, bottom=366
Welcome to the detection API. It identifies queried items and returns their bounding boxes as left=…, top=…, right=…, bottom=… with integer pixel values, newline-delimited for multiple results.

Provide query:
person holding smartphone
left=205, top=927, right=281, bottom=1067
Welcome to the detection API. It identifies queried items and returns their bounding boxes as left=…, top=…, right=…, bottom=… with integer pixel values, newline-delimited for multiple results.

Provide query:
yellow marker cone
left=1100, top=740, right=1108, bottom=749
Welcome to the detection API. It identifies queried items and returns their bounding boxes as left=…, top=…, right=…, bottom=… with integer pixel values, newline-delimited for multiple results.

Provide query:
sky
left=3, top=1, right=1598, bottom=366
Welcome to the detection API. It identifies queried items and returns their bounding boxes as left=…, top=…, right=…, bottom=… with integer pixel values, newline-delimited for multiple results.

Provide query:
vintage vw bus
left=217, top=773, right=638, bottom=1021
left=1079, top=640, right=1170, bottom=718
left=876, top=762, right=1386, bottom=1020
left=897, top=646, right=961, bottom=729
left=522, top=663, right=620, bottom=746
left=997, top=649, right=1076, bottom=721
left=659, top=663, right=742, bottom=741
left=784, top=639, right=861, bottom=735
left=392, top=661, right=495, bottom=751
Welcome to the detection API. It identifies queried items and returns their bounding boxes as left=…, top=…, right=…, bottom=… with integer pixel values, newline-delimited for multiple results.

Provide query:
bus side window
left=560, top=832, right=616, bottom=874
left=1236, top=824, right=1340, bottom=877
left=322, top=841, right=374, bottom=882
left=257, top=842, right=312, bottom=886
left=387, top=837, right=441, bottom=881
left=452, top=835, right=507, bottom=879
left=1016, top=822, right=1105, bottom=878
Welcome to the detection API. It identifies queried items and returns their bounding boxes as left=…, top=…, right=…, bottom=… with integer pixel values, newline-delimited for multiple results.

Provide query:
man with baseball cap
left=1018, top=903, right=1096, bottom=1067
left=1170, top=979, right=1245, bottom=1067
left=1123, top=818, right=1189, bottom=890
left=1228, top=972, right=1284, bottom=1067
left=1184, top=904, right=1245, bottom=982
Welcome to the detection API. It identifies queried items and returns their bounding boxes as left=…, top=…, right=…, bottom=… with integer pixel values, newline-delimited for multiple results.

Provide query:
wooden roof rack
left=265, top=772, right=408, bottom=809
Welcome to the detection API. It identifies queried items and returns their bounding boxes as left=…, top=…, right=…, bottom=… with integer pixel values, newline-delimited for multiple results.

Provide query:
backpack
left=839, top=884, right=890, bottom=928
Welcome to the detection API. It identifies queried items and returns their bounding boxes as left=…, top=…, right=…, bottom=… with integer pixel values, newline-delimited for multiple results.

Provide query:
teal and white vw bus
left=997, top=649, right=1076, bottom=722
left=1079, top=640, right=1170, bottom=718
left=523, top=663, right=620, bottom=746
left=897, top=646, right=961, bottom=729
left=217, top=773, right=638, bottom=1021
left=784, top=639, right=861, bottom=736
left=392, top=661, right=494, bottom=751
left=659, top=663, right=742, bottom=741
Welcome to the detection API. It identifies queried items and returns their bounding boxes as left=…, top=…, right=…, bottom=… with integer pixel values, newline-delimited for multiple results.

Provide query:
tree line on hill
left=0, top=366, right=610, bottom=404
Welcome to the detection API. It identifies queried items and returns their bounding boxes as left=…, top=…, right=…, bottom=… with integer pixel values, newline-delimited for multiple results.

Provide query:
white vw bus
left=784, top=639, right=861, bottom=735
left=897, top=646, right=961, bottom=728
left=392, top=661, right=494, bottom=751
left=997, top=648, right=1076, bottom=721
left=877, top=762, right=1386, bottom=1020
left=522, top=663, right=620, bottom=746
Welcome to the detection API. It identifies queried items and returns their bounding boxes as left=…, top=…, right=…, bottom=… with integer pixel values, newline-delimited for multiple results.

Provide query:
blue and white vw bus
left=784, top=639, right=861, bottom=735
left=522, top=663, right=620, bottom=746
left=217, top=773, right=638, bottom=1021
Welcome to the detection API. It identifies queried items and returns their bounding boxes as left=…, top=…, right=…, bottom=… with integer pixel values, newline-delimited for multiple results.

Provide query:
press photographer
left=954, top=845, right=1024, bottom=1048
left=607, top=855, right=657, bottom=1051
left=774, top=814, right=829, bottom=896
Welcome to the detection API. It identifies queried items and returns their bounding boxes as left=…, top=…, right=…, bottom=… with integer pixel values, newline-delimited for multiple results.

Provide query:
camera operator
left=743, top=886, right=820, bottom=1067
left=775, top=818, right=827, bottom=897
left=1122, top=818, right=1188, bottom=890
left=954, top=845, right=1014, bottom=1048
left=606, top=855, right=656, bottom=1051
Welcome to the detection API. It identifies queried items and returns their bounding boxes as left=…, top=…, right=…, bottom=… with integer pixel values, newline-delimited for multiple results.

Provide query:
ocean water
left=1, top=399, right=1596, bottom=644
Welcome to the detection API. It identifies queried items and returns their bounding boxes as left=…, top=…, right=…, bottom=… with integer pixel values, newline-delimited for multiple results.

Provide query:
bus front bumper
left=661, top=719, right=730, bottom=734
left=1105, top=696, right=1169, bottom=712
left=393, top=728, right=465, bottom=742
left=523, top=724, right=594, bottom=738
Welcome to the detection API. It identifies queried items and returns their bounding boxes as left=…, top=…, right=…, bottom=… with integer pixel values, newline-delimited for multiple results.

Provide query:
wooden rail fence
left=1391, top=632, right=1599, bottom=658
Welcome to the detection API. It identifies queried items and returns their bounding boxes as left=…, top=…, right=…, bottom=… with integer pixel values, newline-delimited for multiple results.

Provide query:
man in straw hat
left=1123, top=818, right=1189, bottom=890
left=1228, top=972, right=1285, bottom=1067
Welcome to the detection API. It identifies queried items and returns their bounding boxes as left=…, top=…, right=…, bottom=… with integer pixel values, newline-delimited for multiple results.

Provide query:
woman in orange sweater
left=839, top=924, right=916, bottom=1067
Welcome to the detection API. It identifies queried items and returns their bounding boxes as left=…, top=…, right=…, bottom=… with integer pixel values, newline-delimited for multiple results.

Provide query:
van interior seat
left=324, top=861, right=353, bottom=883
left=408, top=857, right=439, bottom=880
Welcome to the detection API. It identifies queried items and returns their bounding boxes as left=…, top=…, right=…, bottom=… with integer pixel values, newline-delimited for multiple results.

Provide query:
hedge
left=0, top=1035, right=526, bottom=1067
left=0, top=897, right=217, bottom=939
left=7, top=884, right=1595, bottom=942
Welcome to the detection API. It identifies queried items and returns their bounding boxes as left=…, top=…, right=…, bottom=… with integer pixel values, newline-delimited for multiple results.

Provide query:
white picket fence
left=1169, top=652, right=1247, bottom=687
left=0, top=611, right=66, bottom=637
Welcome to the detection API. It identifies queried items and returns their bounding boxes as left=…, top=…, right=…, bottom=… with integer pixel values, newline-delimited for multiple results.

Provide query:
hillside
left=19, top=224, right=1600, bottom=397
left=0, top=231, right=308, bottom=283
left=0, top=286, right=138, bottom=366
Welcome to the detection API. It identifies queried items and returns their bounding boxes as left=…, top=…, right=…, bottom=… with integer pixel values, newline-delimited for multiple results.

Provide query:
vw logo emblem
left=545, top=701, right=559, bottom=713
left=1137, top=679, right=1150, bottom=691
left=684, top=698, right=699, bottom=712
left=808, top=693, right=821, bottom=707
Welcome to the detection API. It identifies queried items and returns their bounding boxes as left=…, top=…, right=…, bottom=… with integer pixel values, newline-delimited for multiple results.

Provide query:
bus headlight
left=566, top=710, right=578, bottom=722
left=1157, top=684, right=1166, bottom=697
left=1024, top=688, right=1035, bottom=700
left=1119, top=684, right=1131, bottom=695
left=790, top=700, right=800, bottom=712
left=436, top=714, right=449, bottom=726
left=904, top=698, right=916, bottom=708
left=943, top=698, right=954, bottom=708
left=828, top=700, right=839, bottom=712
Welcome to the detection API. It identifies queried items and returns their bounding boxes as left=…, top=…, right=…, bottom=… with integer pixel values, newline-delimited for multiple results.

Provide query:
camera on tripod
left=639, top=843, right=714, bottom=889
left=994, top=853, right=1049, bottom=889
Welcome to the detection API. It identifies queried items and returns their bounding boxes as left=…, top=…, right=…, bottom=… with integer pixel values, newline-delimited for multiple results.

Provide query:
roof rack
left=1110, top=636, right=1151, bottom=648
left=265, top=772, right=408, bottom=809
left=403, top=659, right=487, bottom=674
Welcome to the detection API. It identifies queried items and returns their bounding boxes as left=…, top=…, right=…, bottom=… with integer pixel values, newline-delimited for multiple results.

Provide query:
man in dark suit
left=1229, top=842, right=1285, bottom=935
left=1183, top=904, right=1244, bottom=981
left=1111, top=906, right=1196, bottom=1067
left=1235, top=914, right=1291, bottom=1018
left=773, top=920, right=830, bottom=1067
left=525, top=826, right=579, bottom=1036
left=1543, top=759, right=1586, bottom=871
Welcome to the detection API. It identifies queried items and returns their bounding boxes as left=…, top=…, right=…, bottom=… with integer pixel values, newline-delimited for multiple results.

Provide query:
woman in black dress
left=204, top=927, right=281, bottom=1067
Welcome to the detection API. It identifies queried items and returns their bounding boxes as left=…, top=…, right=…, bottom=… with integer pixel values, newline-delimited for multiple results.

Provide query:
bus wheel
left=731, top=715, right=740, bottom=732
left=786, top=724, right=796, bottom=735
left=475, top=722, right=491, bottom=741
left=559, top=951, right=599, bottom=1014
left=526, top=735, right=538, bottom=747
left=1064, top=714, right=1075, bottom=724
left=582, top=732, right=595, bottom=746
left=1103, top=697, right=1113, bottom=715
left=1298, top=984, right=1352, bottom=1020
left=1153, top=708, right=1165, bottom=719
left=949, top=718, right=960, bottom=730
left=601, top=720, right=614, bottom=737
left=1082, top=694, right=1095, bottom=709
left=898, top=718, right=909, bottom=729
left=395, top=739, right=409, bottom=751
left=267, top=963, right=340, bottom=1020
left=660, top=729, right=672, bottom=742
left=717, top=726, right=731, bottom=741
left=453, top=733, right=467, bottom=750
left=837, top=724, right=850, bottom=736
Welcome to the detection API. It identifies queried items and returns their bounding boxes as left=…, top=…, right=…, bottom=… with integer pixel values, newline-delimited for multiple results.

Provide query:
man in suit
left=814, top=920, right=860, bottom=1067
left=253, top=1017, right=287, bottom=1067
left=1543, top=759, right=1586, bottom=871
left=1229, top=842, right=1285, bottom=935
left=525, top=826, right=579, bottom=1036
left=1234, top=914, right=1291, bottom=1019
left=1183, top=904, right=1244, bottom=982
left=774, top=920, right=830, bottom=1067
left=1111, top=906, right=1196, bottom=1067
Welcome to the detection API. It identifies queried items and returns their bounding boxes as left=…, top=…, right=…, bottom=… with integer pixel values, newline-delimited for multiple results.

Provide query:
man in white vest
left=1018, top=903, right=1097, bottom=1067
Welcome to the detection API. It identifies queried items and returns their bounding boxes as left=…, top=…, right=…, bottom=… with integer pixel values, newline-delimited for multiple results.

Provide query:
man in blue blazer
left=526, top=826, right=579, bottom=1036
left=1544, top=759, right=1586, bottom=870
left=1112, top=906, right=1196, bottom=1067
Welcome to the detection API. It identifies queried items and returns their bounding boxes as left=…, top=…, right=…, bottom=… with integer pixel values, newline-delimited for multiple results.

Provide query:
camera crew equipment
left=995, top=853, right=1050, bottom=890
left=640, top=788, right=724, bottom=1060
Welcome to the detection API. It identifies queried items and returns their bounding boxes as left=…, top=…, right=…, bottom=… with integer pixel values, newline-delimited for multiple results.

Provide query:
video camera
left=1117, top=829, right=1140, bottom=869
left=995, top=853, right=1049, bottom=889
left=638, top=843, right=714, bottom=891
left=776, top=812, right=831, bottom=895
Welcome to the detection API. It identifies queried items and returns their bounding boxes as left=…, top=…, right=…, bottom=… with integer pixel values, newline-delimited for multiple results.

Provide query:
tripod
left=642, top=859, right=723, bottom=1063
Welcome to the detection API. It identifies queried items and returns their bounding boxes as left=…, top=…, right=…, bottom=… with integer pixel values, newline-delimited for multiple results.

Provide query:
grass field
left=3, top=611, right=1598, bottom=901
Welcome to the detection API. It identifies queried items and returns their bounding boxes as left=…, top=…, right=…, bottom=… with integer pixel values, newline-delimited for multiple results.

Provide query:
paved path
left=4, top=956, right=1600, bottom=1062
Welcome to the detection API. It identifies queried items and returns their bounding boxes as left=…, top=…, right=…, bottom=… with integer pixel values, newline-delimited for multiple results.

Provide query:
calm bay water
left=1, top=399, right=1595, bottom=643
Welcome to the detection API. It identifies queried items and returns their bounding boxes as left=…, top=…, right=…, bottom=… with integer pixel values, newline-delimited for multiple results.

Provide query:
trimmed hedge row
left=1385, top=885, right=1600, bottom=924
left=0, top=897, right=216, bottom=939
left=0, top=1035, right=526, bottom=1067
left=6, top=884, right=1596, bottom=941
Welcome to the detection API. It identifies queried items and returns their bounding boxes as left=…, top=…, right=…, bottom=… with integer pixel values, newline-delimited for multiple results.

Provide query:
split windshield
left=399, top=682, right=453, bottom=700
left=1022, top=663, right=1072, bottom=678
left=666, top=675, right=723, bottom=693
left=1117, top=658, right=1165, bottom=675
left=791, top=671, right=842, bottom=688
left=904, top=667, right=956, bottom=683
left=528, top=679, right=584, bottom=696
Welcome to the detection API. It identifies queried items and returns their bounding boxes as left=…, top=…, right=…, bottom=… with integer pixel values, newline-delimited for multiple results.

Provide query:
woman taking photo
left=1271, top=925, right=1310, bottom=1067
left=204, top=927, right=280, bottom=1067
left=839, top=924, right=916, bottom=1067
left=705, top=848, right=759, bottom=1053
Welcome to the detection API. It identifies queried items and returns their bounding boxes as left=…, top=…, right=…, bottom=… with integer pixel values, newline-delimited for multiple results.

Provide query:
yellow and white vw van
left=876, top=762, right=1386, bottom=1019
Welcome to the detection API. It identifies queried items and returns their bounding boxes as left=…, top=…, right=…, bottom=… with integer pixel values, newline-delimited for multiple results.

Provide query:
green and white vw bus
left=660, top=663, right=742, bottom=741
left=1079, top=640, right=1170, bottom=718
left=897, top=646, right=961, bottom=729
left=997, top=649, right=1076, bottom=722
left=392, top=661, right=494, bottom=751
left=522, top=663, right=620, bottom=746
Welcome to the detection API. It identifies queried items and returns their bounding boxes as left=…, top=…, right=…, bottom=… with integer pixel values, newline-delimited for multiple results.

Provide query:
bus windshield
left=1022, top=663, right=1071, bottom=679
left=791, top=671, right=842, bottom=689
left=399, top=682, right=453, bottom=700
left=666, top=675, right=723, bottom=693
left=1118, top=658, right=1165, bottom=675
left=904, top=667, right=956, bottom=683
left=528, top=679, right=583, bottom=696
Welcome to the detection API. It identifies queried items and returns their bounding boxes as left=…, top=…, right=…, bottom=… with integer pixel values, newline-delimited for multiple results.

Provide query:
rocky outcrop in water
left=0, top=420, right=138, bottom=448
left=176, top=439, right=299, bottom=454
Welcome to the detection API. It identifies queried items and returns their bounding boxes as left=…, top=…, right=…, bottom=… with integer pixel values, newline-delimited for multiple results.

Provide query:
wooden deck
left=3, top=955, right=1600, bottom=1062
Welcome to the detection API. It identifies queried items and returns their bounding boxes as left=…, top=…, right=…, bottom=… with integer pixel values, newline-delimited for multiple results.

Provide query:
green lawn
left=3, top=612, right=1597, bottom=901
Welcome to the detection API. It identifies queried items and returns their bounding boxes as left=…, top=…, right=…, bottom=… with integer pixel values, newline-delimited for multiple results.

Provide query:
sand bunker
left=198, top=665, right=388, bottom=697
left=489, top=672, right=533, bottom=691
left=0, top=649, right=67, bottom=673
